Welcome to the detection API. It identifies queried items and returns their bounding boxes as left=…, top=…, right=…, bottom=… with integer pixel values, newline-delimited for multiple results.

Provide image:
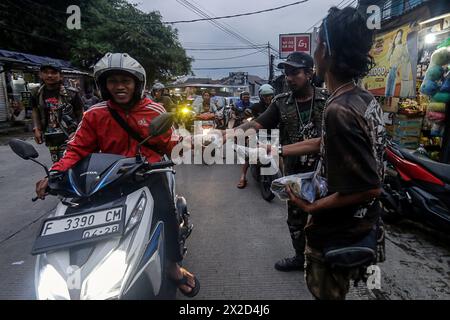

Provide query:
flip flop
left=237, top=179, right=247, bottom=189
left=172, top=275, right=200, bottom=298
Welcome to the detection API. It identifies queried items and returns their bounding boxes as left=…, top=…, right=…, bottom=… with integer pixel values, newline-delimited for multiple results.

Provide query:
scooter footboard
left=408, top=187, right=450, bottom=229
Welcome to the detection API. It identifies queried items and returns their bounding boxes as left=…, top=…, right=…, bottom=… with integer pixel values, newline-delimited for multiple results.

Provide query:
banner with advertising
left=362, top=23, right=419, bottom=98
left=279, top=33, right=311, bottom=59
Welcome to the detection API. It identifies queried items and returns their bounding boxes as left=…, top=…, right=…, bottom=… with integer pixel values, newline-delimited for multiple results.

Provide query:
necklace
left=326, top=80, right=356, bottom=105
left=294, top=86, right=315, bottom=128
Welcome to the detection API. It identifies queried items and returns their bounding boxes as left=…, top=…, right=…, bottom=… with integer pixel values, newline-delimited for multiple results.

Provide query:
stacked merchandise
left=419, top=42, right=450, bottom=160
left=392, top=114, right=423, bottom=149
left=421, top=101, right=446, bottom=160
left=381, top=97, right=425, bottom=149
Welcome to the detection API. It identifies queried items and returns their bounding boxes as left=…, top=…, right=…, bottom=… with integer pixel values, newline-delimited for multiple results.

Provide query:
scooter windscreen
left=67, top=153, right=129, bottom=197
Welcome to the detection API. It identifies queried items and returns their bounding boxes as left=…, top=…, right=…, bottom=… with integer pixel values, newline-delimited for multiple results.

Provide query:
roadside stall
left=0, top=49, right=92, bottom=124
left=363, top=10, right=450, bottom=163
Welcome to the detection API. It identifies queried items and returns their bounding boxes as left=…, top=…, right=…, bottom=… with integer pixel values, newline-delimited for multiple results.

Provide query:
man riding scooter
left=229, top=91, right=252, bottom=128
left=34, top=53, right=200, bottom=298
left=150, top=82, right=176, bottom=112
left=237, top=84, right=275, bottom=189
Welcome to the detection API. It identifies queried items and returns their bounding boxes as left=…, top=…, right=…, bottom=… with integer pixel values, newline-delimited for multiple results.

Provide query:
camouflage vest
left=275, top=87, right=327, bottom=145
left=274, top=87, right=327, bottom=174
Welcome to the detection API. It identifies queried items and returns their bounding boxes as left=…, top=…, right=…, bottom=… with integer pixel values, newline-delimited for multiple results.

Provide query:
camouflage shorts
left=304, top=244, right=360, bottom=300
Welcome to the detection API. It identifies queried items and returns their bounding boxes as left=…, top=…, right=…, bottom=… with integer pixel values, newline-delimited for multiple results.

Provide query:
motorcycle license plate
left=32, top=207, right=125, bottom=255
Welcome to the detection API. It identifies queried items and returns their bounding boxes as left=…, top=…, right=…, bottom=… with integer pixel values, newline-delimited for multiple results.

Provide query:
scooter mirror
left=9, top=139, right=39, bottom=160
left=149, top=113, right=174, bottom=137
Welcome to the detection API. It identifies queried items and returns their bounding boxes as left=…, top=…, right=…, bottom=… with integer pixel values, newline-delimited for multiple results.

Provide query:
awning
left=0, top=49, right=72, bottom=69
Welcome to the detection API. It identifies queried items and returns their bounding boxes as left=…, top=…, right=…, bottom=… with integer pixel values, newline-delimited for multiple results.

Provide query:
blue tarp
left=0, top=49, right=72, bottom=68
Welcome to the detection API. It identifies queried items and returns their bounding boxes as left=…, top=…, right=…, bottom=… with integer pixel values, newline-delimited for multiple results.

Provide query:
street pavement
left=0, top=137, right=449, bottom=300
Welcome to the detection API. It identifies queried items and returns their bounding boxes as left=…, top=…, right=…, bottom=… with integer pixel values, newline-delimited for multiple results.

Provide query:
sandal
left=172, top=274, right=200, bottom=298
left=237, top=178, right=247, bottom=189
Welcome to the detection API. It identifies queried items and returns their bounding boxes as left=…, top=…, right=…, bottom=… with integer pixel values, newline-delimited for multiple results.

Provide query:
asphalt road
left=0, top=137, right=449, bottom=300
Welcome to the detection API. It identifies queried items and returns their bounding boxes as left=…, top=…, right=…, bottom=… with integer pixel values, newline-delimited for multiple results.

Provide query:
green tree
left=0, top=0, right=192, bottom=82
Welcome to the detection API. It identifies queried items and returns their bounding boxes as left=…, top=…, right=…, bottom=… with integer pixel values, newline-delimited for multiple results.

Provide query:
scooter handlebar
left=148, top=160, right=174, bottom=170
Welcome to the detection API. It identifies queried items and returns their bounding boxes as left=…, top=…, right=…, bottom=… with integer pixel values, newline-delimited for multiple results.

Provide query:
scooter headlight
left=125, top=192, right=147, bottom=235
left=37, top=264, right=70, bottom=300
left=81, top=249, right=128, bottom=300
left=181, top=107, right=190, bottom=115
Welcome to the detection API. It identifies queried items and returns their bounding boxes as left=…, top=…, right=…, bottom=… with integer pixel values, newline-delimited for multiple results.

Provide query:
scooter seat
left=399, top=148, right=450, bottom=184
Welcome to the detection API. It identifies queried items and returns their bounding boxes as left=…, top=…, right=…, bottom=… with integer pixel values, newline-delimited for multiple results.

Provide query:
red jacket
left=51, top=98, right=178, bottom=172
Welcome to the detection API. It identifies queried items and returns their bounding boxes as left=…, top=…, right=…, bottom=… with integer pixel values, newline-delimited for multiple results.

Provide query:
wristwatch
left=278, top=144, right=283, bottom=157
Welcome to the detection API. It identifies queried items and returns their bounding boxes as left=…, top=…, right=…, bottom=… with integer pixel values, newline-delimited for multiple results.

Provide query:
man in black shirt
left=280, top=7, right=386, bottom=299
left=232, top=52, right=327, bottom=272
left=31, top=63, right=84, bottom=162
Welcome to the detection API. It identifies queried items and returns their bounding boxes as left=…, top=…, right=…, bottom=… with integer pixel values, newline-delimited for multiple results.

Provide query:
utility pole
left=268, top=42, right=274, bottom=83
left=268, top=42, right=271, bottom=81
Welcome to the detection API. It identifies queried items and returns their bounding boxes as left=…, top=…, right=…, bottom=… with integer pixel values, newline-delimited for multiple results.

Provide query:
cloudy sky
left=137, top=0, right=356, bottom=79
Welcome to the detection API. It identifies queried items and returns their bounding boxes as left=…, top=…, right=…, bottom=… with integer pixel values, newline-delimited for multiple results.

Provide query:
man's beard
left=289, top=83, right=310, bottom=98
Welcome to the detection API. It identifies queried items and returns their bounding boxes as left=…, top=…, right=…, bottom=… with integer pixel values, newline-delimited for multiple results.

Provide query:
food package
left=398, top=99, right=425, bottom=116
left=233, top=144, right=271, bottom=163
left=270, top=172, right=328, bottom=203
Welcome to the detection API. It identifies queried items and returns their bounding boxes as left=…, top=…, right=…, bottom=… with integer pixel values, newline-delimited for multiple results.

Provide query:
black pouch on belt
left=322, top=226, right=377, bottom=269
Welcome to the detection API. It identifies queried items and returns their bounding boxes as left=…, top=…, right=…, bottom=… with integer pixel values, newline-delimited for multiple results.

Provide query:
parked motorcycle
left=381, top=140, right=450, bottom=232
left=9, top=113, right=193, bottom=300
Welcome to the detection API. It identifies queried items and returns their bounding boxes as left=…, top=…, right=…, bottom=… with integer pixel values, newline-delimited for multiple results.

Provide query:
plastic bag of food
left=232, top=144, right=268, bottom=162
left=270, top=172, right=328, bottom=203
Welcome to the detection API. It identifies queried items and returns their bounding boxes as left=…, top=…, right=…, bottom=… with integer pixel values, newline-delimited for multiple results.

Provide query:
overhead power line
left=193, top=49, right=267, bottom=61
left=185, top=46, right=266, bottom=51
left=193, top=65, right=267, bottom=70
left=164, top=1, right=310, bottom=24
left=177, top=0, right=262, bottom=51
left=177, top=0, right=269, bottom=65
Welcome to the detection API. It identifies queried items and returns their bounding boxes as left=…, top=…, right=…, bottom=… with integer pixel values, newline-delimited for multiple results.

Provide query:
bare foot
left=169, top=263, right=196, bottom=294
left=237, top=177, right=247, bottom=189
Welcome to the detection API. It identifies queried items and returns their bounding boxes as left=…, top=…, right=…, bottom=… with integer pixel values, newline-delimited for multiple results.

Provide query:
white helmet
left=258, top=84, right=274, bottom=96
left=94, top=53, right=146, bottom=101
left=152, top=82, right=165, bottom=91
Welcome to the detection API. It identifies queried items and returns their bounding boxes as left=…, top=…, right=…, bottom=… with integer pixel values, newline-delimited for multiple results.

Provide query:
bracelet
left=278, top=144, right=283, bottom=157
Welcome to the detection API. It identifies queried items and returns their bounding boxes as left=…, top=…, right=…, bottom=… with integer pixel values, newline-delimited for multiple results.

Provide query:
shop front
left=362, top=2, right=450, bottom=163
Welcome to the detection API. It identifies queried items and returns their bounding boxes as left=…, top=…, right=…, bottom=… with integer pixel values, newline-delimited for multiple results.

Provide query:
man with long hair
left=280, top=7, right=386, bottom=299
